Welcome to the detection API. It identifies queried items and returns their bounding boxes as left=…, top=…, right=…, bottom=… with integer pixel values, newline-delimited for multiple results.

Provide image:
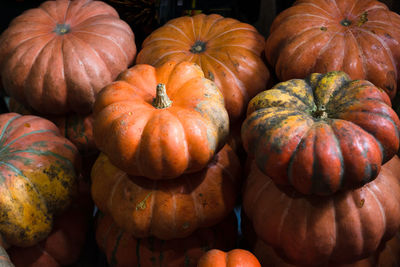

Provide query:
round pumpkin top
left=93, top=60, right=229, bottom=179
left=197, top=249, right=261, bottom=267
left=136, top=13, right=269, bottom=122
left=242, top=71, right=400, bottom=195
left=0, top=0, right=136, bottom=115
left=0, top=113, right=80, bottom=247
left=265, top=0, right=400, bottom=99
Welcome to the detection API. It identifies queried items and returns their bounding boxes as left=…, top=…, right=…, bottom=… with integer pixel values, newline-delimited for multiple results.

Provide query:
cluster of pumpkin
left=0, top=0, right=400, bottom=266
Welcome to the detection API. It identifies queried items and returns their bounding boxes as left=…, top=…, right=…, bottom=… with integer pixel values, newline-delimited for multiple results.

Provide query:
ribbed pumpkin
left=7, top=176, right=93, bottom=267
left=265, top=0, right=400, bottom=99
left=242, top=156, right=400, bottom=266
left=91, top=144, right=241, bottom=240
left=242, top=71, right=400, bottom=195
left=93, top=61, right=229, bottom=179
left=0, top=0, right=136, bottom=115
left=95, top=212, right=238, bottom=267
left=0, top=113, right=80, bottom=247
left=136, top=13, right=269, bottom=122
left=197, top=249, right=261, bottom=267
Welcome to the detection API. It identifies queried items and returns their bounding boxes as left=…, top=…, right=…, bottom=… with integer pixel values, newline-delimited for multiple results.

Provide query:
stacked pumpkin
left=0, top=0, right=137, bottom=265
left=90, top=12, right=270, bottom=266
left=240, top=0, right=400, bottom=266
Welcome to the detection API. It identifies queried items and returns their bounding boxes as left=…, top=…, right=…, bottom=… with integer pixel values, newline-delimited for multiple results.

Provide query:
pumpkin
left=241, top=71, right=400, bottom=195
left=91, top=144, right=241, bottom=240
left=265, top=0, right=400, bottom=99
left=95, top=212, right=238, bottom=267
left=7, top=176, right=93, bottom=267
left=197, top=249, right=261, bottom=267
left=0, top=0, right=136, bottom=115
left=242, top=156, right=400, bottom=266
left=0, top=113, right=80, bottom=247
left=136, top=13, right=269, bottom=122
left=93, top=61, right=229, bottom=179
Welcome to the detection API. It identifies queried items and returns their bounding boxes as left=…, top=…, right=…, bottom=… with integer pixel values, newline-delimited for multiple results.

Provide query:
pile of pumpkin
left=0, top=0, right=400, bottom=266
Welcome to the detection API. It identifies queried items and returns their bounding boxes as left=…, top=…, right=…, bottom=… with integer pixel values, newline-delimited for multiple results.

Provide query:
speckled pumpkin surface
left=0, top=0, right=136, bottom=115
left=93, top=61, right=229, bottom=179
left=91, top=144, right=241, bottom=240
left=0, top=113, right=80, bottom=247
left=242, top=71, right=400, bottom=195
left=136, top=13, right=269, bottom=122
left=265, top=0, right=400, bottom=99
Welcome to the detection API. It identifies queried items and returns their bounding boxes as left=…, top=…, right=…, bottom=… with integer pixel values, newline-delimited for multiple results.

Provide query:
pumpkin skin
left=93, top=61, right=229, bottom=179
left=241, top=71, right=400, bottom=195
left=136, top=13, right=269, bottom=122
left=197, top=249, right=261, bottom=267
left=95, top=212, right=238, bottom=267
left=242, top=156, right=400, bottom=266
left=0, top=0, right=136, bottom=115
left=91, top=144, right=241, bottom=240
left=0, top=113, right=80, bottom=247
left=265, top=0, right=400, bottom=99
left=7, top=176, right=93, bottom=267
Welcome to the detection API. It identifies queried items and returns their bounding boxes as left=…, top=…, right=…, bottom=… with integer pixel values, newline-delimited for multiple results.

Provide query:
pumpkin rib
left=299, top=3, right=334, bottom=17
left=165, top=24, right=192, bottom=43
left=312, top=30, right=344, bottom=72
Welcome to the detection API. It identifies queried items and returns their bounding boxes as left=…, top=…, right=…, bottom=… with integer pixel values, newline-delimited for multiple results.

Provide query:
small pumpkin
left=0, top=113, right=80, bottom=247
left=95, top=212, right=238, bottom=267
left=0, top=0, right=136, bottom=115
left=136, top=13, right=269, bottom=122
left=91, top=144, right=241, bottom=240
left=265, top=0, right=400, bottom=99
left=242, top=156, right=400, bottom=266
left=197, top=249, right=261, bottom=267
left=242, top=71, right=400, bottom=195
left=93, top=61, right=229, bottom=179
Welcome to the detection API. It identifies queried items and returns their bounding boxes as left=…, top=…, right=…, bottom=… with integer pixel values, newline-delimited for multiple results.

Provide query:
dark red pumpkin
left=265, top=0, right=400, bottom=99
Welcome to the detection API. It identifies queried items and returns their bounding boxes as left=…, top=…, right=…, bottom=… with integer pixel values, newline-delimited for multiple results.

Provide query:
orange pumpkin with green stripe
left=95, top=212, right=238, bottom=267
left=0, top=113, right=80, bottom=247
left=241, top=71, right=400, bottom=195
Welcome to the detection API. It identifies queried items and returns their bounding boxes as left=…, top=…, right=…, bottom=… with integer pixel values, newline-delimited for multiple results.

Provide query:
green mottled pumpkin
left=241, top=71, right=400, bottom=195
left=0, top=113, right=80, bottom=247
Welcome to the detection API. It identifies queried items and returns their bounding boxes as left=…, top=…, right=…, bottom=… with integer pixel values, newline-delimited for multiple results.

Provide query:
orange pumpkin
left=95, top=212, right=238, bottom=267
left=0, top=0, right=136, bottom=115
left=91, top=144, right=241, bottom=240
left=136, top=13, right=269, bottom=122
left=265, top=0, right=400, bottom=99
left=243, top=156, right=400, bottom=266
left=93, top=61, right=229, bottom=179
left=197, top=249, right=261, bottom=267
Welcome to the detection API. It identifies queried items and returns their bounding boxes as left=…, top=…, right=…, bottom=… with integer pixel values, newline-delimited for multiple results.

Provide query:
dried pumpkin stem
left=152, top=83, right=172, bottom=109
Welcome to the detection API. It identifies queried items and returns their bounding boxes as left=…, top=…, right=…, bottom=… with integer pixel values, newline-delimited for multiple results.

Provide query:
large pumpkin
left=136, top=13, right=269, bottom=122
left=197, top=249, right=261, bottom=267
left=265, top=0, right=400, bottom=99
left=0, top=0, right=136, bottom=115
left=93, top=61, right=229, bottom=179
left=241, top=71, right=400, bottom=195
left=242, top=156, right=400, bottom=266
left=91, top=144, right=241, bottom=240
left=0, top=113, right=80, bottom=247
left=95, top=212, right=238, bottom=267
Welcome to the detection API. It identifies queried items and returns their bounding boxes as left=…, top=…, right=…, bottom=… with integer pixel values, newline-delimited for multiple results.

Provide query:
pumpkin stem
left=190, top=41, right=207, bottom=54
left=54, top=24, right=70, bottom=35
left=313, top=105, right=328, bottom=119
left=152, top=83, right=172, bottom=109
left=357, top=12, right=368, bottom=27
